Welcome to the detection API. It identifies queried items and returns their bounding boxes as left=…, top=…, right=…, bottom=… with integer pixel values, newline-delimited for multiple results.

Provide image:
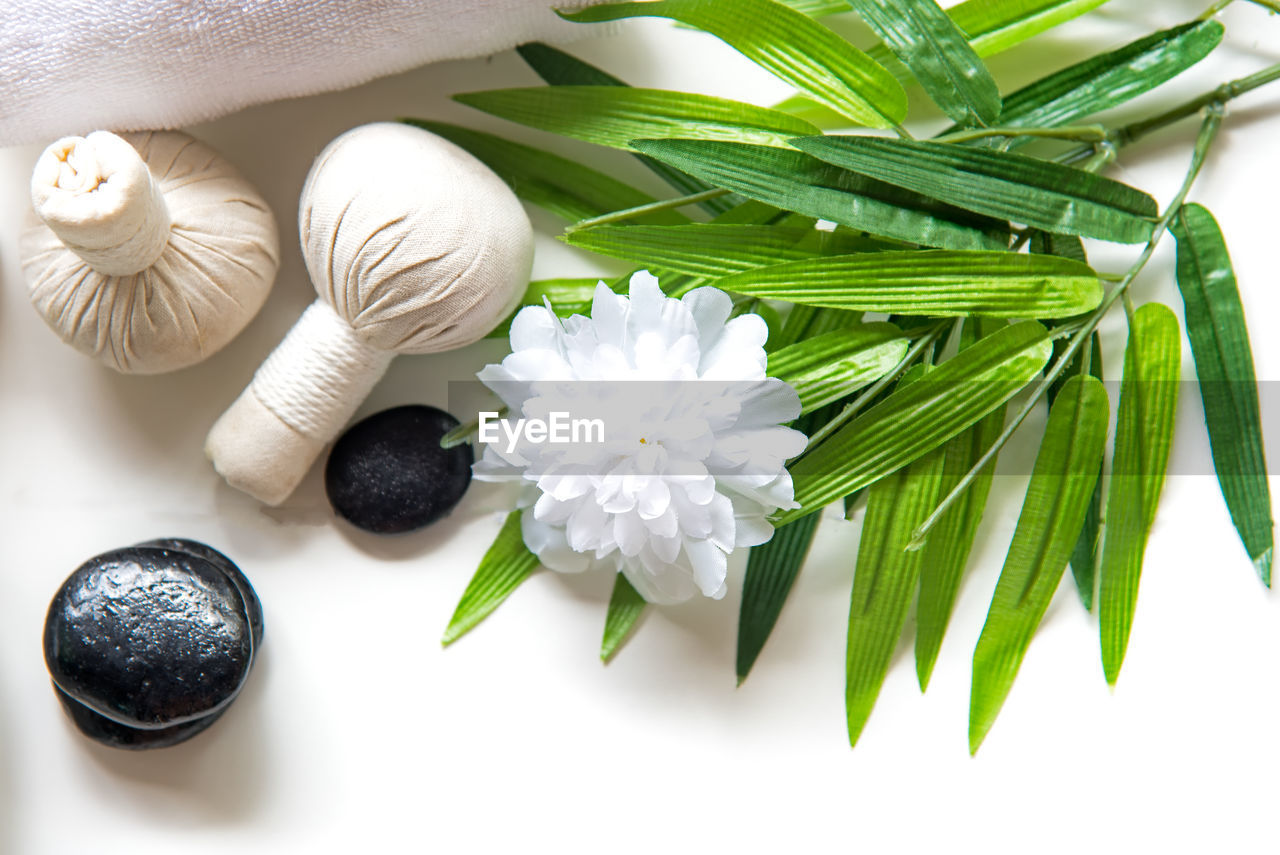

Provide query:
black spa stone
left=325, top=404, right=473, bottom=534
left=54, top=685, right=226, bottom=751
left=136, top=538, right=264, bottom=651
left=43, top=539, right=262, bottom=749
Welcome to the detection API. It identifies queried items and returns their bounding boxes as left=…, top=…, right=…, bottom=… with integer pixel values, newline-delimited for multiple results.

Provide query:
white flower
left=475, top=271, right=808, bottom=604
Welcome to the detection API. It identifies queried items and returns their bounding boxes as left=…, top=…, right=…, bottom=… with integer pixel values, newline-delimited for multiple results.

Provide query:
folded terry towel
left=0, top=0, right=607, bottom=147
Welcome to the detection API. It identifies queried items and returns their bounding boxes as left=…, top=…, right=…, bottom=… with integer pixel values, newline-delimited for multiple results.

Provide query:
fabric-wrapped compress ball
left=206, top=122, right=534, bottom=505
left=19, top=130, right=280, bottom=373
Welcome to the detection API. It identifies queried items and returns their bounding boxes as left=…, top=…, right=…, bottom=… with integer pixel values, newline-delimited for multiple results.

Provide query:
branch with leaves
left=412, top=0, right=1277, bottom=752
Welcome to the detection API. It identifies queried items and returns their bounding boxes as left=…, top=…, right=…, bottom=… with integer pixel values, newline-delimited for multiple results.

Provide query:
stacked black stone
left=43, top=538, right=264, bottom=750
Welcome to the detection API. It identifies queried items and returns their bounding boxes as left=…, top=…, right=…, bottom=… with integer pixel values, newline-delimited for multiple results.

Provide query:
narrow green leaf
left=455, top=86, right=820, bottom=149
left=1047, top=333, right=1105, bottom=609
left=1099, top=303, right=1180, bottom=685
left=564, top=223, right=887, bottom=278
left=1031, top=231, right=1087, bottom=266
left=1035, top=234, right=1102, bottom=610
left=404, top=120, right=687, bottom=225
left=969, top=374, right=1110, bottom=753
left=737, top=514, right=823, bottom=682
left=782, top=1, right=1108, bottom=127
left=862, top=0, right=1110, bottom=84
left=487, top=277, right=603, bottom=339
left=443, top=512, right=540, bottom=645
left=947, top=0, right=1110, bottom=57
left=601, top=575, right=647, bottom=662
left=848, top=0, right=1001, bottom=126
left=794, top=135, right=1157, bottom=243
left=632, top=139, right=1010, bottom=251
left=778, top=0, right=850, bottom=14
left=984, top=21, right=1224, bottom=140
left=914, top=317, right=1007, bottom=691
left=771, top=304, right=864, bottom=352
left=517, top=41, right=624, bottom=87
left=561, top=0, right=906, bottom=128
left=780, top=321, right=1053, bottom=523
left=712, top=250, right=1102, bottom=318
left=769, top=323, right=910, bottom=413
left=847, top=442, right=947, bottom=746
left=515, top=42, right=735, bottom=214
left=1170, top=203, right=1273, bottom=583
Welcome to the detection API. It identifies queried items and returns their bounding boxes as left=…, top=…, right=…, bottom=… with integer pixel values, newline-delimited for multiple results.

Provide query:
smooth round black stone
left=54, top=684, right=225, bottom=751
left=44, top=546, right=253, bottom=731
left=134, top=538, right=264, bottom=652
left=325, top=404, right=473, bottom=534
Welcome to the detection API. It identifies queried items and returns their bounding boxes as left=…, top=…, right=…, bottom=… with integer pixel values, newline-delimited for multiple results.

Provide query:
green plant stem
left=1052, top=62, right=1280, bottom=168
left=934, top=124, right=1109, bottom=144
left=441, top=407, right=508, bottom=449
left=800, top=322, right=948, bottom=453
left=1199, top=0, right=1235, bottom=18
left=566, top=188, right=730, bottom=232
left=907, top=105, right=1225, bottom=550
left=1200, top=0, right=1280, bottom=18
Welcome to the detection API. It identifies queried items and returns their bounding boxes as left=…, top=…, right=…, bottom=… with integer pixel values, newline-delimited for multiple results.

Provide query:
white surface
left=1, top=2, right=1279, bottom=852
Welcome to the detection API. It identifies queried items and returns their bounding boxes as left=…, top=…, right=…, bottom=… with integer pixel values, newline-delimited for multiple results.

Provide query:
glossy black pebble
left=325, top=404, right=473, bottom=534
left=43, top=539, right=263, bottom=750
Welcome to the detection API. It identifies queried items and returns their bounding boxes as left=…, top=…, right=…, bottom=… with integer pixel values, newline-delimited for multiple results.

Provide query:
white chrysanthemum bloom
left=475, top=271, right=808, bottom=604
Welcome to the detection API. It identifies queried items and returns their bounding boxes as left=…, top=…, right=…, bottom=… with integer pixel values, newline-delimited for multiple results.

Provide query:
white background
left=1, top=1, right=1279, bottom=851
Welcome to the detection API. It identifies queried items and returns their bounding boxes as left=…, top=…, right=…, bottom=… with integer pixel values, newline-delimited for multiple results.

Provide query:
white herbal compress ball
left=206, top=122, right=534, bottom=505
left=20, top=130, right=280, bottom=373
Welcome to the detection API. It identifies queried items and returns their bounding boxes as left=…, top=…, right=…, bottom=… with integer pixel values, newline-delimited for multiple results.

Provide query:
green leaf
left=632, top=139, right=1010, bottom=251
left=778, top=0, right=851, bottom=14
left=487, top=277, right=603, bottom=339
left=769, top=323, right=910, bottom=413
left=601, top=575, right=647, bottom=663
left=1099, top=303, right=1181, bottom=685
left=515, top=42, right=735, bottom=214
left=969, top=374, right=1110, bottom=753
left=984, top=21, right=1224, bottom=140
left=443, top=512, right=540, bottom=645
left=711, top=250, right=1102, bottom=318
left=947, top=0, right=1111, bottom=57
left=737, top=513, right=822, bottom=682
left=1031, top=230, right=1088, bottom=266
left=562, top=0, right=906, bottom=128
left=1035, top=234, right=1102, bottom=610
left=846, top=441, right=947, bottom=746
left=564, top=223, right=888, bottom=278
left=404, top=120, right=688, bottom=225
left=785, top=1, right=1107, bottom=126
left=847, top=0, right=1000, bottom=126
left=794, top=135, right=1157, bottom=243
left=914, top=317, right=1007, bottom=691
left=1170, top=203, right=1273, bottom=583
left=771, top=304, right=864, bottom=351
left=454, top=86, right=820, bottom=149
left=861, top=0, right=1110, bottom=85
left=1047, top=333, right=1105, bottom=609
left=779, top=321, right=1053, bottom=523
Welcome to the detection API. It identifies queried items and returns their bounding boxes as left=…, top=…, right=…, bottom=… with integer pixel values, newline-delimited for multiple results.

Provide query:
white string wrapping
left=252, top=301, right=394, bottom=441
left=206, top=122, right=533, bottom=505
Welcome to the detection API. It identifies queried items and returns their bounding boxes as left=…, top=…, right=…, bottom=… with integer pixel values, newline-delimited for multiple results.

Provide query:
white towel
left=0, top=0, right=607, bottom=147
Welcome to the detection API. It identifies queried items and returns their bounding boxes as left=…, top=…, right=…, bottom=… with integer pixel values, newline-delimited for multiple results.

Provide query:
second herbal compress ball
left=206, top=122, right=533, bottom=505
